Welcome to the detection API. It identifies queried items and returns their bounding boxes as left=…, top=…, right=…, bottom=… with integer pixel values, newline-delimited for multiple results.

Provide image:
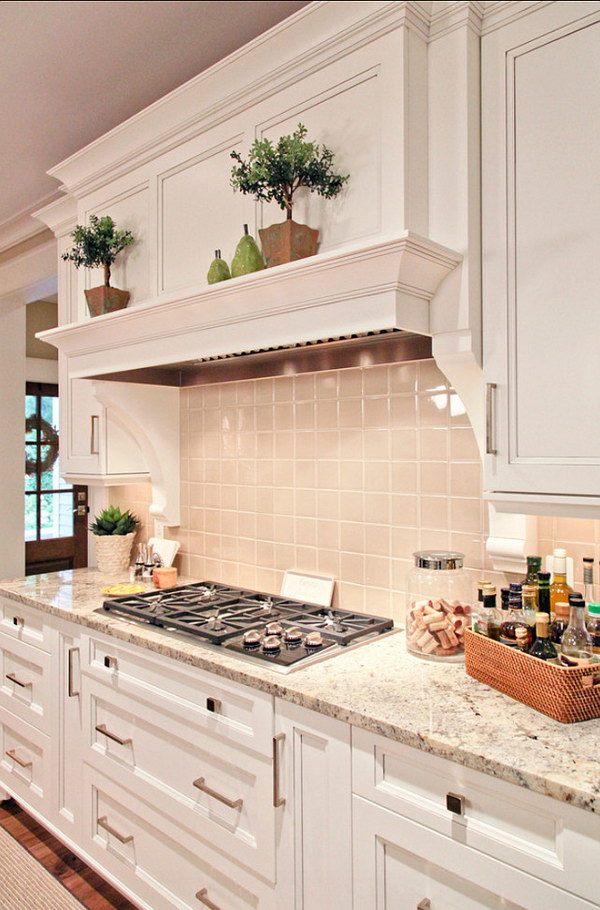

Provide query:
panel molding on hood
left=38, top=231, right=462, bottom=380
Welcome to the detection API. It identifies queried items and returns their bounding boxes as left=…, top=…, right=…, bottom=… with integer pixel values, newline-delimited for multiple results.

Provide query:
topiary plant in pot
left=61, top=215, right=135, bottom=317
left=90, top=505, right=139, bottom=574
left=230, top=124, right=349, bottom=268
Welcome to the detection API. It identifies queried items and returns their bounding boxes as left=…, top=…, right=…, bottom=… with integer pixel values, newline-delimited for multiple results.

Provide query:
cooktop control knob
left=262, top=635, right=281, bottom=654
left=304, top=631, right=324, bottom=649
left=265, top=621, right=284, bottom=636
left=242, top=629, right=262, bottom=649
left=283, top=626, right=303, bottom=644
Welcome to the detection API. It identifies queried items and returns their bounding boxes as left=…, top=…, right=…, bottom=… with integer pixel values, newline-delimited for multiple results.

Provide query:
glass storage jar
left=406, top=551, right=473, bottom=662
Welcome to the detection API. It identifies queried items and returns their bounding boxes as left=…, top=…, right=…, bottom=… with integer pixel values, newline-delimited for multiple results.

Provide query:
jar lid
left=413, top=550, right=464, bottom=570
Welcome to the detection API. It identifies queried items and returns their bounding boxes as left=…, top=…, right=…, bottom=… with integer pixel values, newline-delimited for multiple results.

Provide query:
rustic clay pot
left=84, top=286, right=130, bottom=317
left=259, top=219, right=319, bottom=268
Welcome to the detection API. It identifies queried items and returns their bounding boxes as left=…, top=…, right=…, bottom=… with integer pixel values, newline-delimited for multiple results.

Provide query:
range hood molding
left=39, top=231, right=461, bottom=378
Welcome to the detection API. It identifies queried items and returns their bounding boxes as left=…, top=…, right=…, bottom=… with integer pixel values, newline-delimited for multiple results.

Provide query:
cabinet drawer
left=83, top=633, right=273, bottom=755
left=353, top=795, right=595, bottom=910
left=83, top=676, right=276, bottom=880
left=0, top=711, right=51, bottom=813
left=0, top=634, right=51, bottom=733
left=83, top=766, right=276, bottom=910
left=0, top=598, right=52, bottom=653
left=352, top=728, right=600, bottom=905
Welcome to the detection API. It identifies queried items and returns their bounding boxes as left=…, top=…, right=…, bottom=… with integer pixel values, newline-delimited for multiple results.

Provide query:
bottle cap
left=589, top=603, right=600, bottom=615
left=509, top=582, right=522, bottom=593
left=515, top=627, right=529, bottom=646
left=535, top=613, right=550, bottom=631
left=568, top=592, right=585, bottom=607
left=553, top=548, right=567, bottom=574
left=413, top=550, right=464, bottom=570
left=553, top=548, right=567, bottom=558
left=483, top=584, right=496, bottom=595
left=527, top=556, right=542, bottom=567
left=537, top=571, right=551, bottom=582
left=555, top=600, right=570, bottom=616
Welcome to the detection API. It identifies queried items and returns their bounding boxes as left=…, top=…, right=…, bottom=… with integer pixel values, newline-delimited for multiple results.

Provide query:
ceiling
left=0, top=0, right=309, bottom=238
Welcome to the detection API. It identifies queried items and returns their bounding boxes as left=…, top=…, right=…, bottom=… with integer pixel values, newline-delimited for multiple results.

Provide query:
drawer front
left=353, top=795, right=594, bottom=910
left=0, top=598, right=52, bottom=653
left=0, top=711, right=51, bottom=813
left=352, top=728, right=599, bottom=905
left=83, top=633, right=273, bottom=755
left=83, top=676, right=276, bottom=880
left=0, top=634, right=51, bottom=733
left=83, top=766, right=276, bottom=910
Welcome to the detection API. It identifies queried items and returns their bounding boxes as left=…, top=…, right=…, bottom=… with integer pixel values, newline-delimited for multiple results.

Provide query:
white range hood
left=39, top=231, right=461, bottom=380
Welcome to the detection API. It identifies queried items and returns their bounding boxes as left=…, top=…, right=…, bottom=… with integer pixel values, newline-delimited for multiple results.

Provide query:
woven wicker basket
left=464, top=628, right=600, bottom=723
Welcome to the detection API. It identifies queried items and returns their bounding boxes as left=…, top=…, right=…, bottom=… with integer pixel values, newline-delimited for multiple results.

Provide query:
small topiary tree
left=230, top=124, right=349, bottom=221
left=61, top=214, right=134, bottom=287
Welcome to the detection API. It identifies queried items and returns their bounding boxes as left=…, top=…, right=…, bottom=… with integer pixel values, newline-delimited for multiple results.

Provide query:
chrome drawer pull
left=193, top=777, right=243, bottom=809
left=6, top=673, right=31, bottom=688
left=417, top=901, right=431, bottom=910
left=6, top=749, right=32, bottom=769
left=272, top=733, right=285, bottom=807
left=97, top=815, right=133, bottom=844
left=485, top=382, right=497, bottom=455
left=68, top=647, right=79, bottom=697
left=95, top=723, right=132, bottom=746
left=195, top=888, right=222, bottom=909
left=90, top=415, right=100, bottom=455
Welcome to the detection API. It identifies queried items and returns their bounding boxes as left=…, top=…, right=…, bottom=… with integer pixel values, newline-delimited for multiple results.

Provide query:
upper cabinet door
left=482, top=3, right=600, bottom=505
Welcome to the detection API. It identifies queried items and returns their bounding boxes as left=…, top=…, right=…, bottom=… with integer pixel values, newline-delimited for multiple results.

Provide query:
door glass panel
left=40, top=492, right=73, bottom=539
left=41, top=395, right=59, bottom=432
left=40, top=450, right=61, bottom=489
left=25, top=494, right=37, bottom=541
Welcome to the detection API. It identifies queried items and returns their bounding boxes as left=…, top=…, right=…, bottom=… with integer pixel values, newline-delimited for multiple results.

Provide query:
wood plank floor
left=0, top=799, right=138, bottom=909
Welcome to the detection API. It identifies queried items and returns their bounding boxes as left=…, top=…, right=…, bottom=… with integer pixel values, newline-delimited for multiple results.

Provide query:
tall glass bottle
left=521, top=585, right=538, bottom=643
left=537, top=571, right=552, bottom=619
left=561, top=594, right=593, bottom=659
left=521, top=556, right=542, bottom=601
left=529, top=613, right=558, bottom=661
left=479, top=586, right=500, bottom=640
left=550, top=548, right=573, bottom=613
left=583, top=557, right=594, bottom=611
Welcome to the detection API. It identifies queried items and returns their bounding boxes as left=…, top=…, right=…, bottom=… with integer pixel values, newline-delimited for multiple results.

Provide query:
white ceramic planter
left=94, top=532, right=135, bottom=574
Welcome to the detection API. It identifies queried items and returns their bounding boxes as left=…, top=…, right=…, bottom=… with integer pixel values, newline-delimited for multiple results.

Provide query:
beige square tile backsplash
left=110, top=360, right=600, bottom=621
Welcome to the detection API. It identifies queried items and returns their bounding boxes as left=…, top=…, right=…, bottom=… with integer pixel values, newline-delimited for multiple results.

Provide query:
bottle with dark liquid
left=480, top=586, right=500, bottom=640
left=529, top=613, right=558, bottom=661
left=521, top=585, right=538, bottom=643
left=549, top=601, right=570, bottom=652
left=499, top=584, right=533, bottom=648
left=537, top=571, right=551, bottom=618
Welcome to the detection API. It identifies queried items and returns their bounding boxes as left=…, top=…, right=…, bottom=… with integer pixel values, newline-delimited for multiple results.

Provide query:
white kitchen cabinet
left=482, top=2, right=600, bottom=515
left=60, top=373, right=150, bottom=483
left=275, top=699, right=353, bottom=910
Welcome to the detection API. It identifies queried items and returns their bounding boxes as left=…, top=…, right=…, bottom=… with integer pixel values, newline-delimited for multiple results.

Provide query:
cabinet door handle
left=195, top=888, right=223, bottom=909
left=417, top=901, right=431, bottom=910
left=446, top=792, right=465, bottom=815
left=6, top=672, right=31, bottom=688
left=68, top=647, right=79, bottom=697
left=95, top=723, right=132, bottom=746
left=193, top=777, right=243, bottom=809
left=90, top=415, right=100, bottom=455
left=6, top=749, right=32, bottom=769
left=485, top=382, right=497, bottom=455
left=97, top=815, right=133, bottom=844
left=272, top=732, right=285, bottom=807
left=12, top=616, right=24, bottom=628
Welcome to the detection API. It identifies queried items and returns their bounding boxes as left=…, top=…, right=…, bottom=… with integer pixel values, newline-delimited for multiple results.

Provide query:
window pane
left=25, top=472, right=36, bottom=492
left=25, top=395, right=36, bottom=419
left=40, top=492, right=73, bottom=539
left=25, top=443, right=37, bottom=478
left=41, top=396, right=59, bottom=432
left=25, top=494, right=37, bottom=541
left=40, top=447, right=60, bottom=489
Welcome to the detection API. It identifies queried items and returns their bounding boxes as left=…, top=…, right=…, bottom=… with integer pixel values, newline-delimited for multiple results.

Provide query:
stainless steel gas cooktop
left=102, top=581, right=396, bottom=672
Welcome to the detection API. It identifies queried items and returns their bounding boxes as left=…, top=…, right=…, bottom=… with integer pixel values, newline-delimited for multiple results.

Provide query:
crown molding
left=480, top=1, right=554, bottom=35
left=0, top=191, right=63, bottom=253
left=33, top=195, right=78, bottom=237
left=46, top=3, right=435, bottom=200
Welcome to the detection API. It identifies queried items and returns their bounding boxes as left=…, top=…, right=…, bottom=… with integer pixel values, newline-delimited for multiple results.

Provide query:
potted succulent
left=61, top=214, right=135, bottom=317
left=230, top=124, right=349, bottom=268
left=90, top=505, right=139, bottom=574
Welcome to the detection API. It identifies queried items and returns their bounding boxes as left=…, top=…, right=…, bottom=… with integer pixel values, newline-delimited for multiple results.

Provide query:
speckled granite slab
left=1, top=568, right=599, bottom=814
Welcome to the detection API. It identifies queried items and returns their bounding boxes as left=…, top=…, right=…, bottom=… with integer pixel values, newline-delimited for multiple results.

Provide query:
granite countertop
left=1, top=568, right=599, bottom=815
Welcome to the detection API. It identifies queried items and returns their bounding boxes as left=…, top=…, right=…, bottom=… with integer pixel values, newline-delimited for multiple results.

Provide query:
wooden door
left=25, top=383, right=88, bottom=575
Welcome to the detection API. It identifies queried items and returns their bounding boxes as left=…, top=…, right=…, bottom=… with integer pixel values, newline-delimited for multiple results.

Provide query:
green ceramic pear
left=207, top=249, right=231, bottom=284
left=231, top=224, right=265, bottom=278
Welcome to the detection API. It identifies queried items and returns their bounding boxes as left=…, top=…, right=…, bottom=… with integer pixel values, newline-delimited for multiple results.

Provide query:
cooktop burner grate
left=102, top=581, right=394, bottom=666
